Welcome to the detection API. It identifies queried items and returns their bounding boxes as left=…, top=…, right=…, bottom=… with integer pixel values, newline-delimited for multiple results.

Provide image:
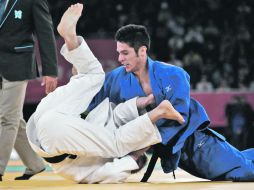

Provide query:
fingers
left=45, top=81, right=57, bottom=94
left=41, top=77, right=46, bottom=87
left=136, top=94, right=155, bottom=109
left=43, top=76, right=58, bottom=94
left=147, top=94, right=155, bottom=105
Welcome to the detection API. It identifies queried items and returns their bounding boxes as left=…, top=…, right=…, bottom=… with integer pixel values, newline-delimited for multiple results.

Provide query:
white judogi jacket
left=26, top=37, right=162, bottom=183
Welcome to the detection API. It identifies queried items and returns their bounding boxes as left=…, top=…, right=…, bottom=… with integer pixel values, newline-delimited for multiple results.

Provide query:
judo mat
left=1, top=159, right=254, bottom=190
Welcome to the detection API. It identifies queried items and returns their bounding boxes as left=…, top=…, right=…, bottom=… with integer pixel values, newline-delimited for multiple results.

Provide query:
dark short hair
left=115, top=24, right=150, bottom=53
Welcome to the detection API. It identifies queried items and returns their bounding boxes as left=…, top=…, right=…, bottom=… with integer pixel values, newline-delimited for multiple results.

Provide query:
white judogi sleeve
left=61, top=36, right=103, bottom=74
left=112, top=97, right=140, bottom=128
left=34, top=36, right=105, bottom=121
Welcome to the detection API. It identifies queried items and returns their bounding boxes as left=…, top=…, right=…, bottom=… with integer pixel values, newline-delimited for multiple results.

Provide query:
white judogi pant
left=26, top=37, right=162, bottom=183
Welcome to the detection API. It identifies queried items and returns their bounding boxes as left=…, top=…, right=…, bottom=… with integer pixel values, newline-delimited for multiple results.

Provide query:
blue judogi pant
left=180, top=128, right=254, bottom=181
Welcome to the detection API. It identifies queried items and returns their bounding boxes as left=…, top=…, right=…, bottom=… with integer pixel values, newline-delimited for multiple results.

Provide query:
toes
left=176, top=113, right=185, bottom=124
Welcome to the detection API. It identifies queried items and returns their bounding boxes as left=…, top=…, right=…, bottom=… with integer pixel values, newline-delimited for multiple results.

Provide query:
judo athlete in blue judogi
left=88, top=24, right=254, bottom=182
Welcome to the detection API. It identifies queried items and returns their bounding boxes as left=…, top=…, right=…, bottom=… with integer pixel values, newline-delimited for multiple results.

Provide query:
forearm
left=113, top=98, right=139, bottom=127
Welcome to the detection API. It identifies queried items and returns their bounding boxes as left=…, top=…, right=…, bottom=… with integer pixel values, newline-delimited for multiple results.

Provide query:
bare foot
left=136, top=94, right=155, bottom=109
left=57, top=3, right=83, bottom=42
left=158, top=100, right=185, bottom=124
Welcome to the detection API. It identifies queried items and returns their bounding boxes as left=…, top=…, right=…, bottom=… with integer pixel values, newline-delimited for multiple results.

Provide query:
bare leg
left=57, top=3, right=83, bottom=51
left=148, top=100, right=185, bottom=124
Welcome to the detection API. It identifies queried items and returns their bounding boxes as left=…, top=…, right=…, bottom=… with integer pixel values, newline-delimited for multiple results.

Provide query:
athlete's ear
left=138, top=46, right=147, bottom=57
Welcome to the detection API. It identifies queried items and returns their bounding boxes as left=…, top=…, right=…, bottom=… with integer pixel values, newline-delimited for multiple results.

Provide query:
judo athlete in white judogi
left=26, top=4, right=185, bottom=184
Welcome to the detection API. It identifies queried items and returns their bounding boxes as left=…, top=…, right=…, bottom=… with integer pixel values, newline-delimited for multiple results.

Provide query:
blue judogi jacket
left=89, top=57, right=210, bottom=173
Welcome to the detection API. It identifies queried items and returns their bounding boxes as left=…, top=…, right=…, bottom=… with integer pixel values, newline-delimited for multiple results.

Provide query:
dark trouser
left=179, top=128, right=254, bottom=181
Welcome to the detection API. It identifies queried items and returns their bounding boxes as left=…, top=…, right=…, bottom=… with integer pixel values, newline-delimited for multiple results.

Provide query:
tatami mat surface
left=1, top=160, right=254, bottom=190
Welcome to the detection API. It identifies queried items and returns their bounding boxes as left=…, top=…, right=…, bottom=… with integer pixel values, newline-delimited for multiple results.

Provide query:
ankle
left=148, top=108, right=163, bottom=123
left=155, top=106, right=166, bottom=119
left=64, top=33, right=77, bottom=43
left=65, top=35, right=79, bottom=51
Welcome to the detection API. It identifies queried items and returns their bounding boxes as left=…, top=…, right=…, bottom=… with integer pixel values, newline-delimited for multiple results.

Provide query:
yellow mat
left=1, top=170, right=254, bottom=190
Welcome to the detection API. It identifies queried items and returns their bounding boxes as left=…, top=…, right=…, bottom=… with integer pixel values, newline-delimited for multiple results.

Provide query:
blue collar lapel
left=121, top=72, right=146, bottom=100
left=121, top=58, right=165, bottom=103
left=0, top=0, right=19, bottom=28
left=147, top=57, right=165, bottom=104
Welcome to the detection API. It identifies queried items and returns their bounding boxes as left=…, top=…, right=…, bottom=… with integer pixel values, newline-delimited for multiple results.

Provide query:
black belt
left=43, top=153, right=77, bottom=163
left=141, top=151, right=159, bottom=182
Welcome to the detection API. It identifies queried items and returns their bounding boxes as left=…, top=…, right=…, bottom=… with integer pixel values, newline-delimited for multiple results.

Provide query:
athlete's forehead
left=116, top=42, right=134, bottom=53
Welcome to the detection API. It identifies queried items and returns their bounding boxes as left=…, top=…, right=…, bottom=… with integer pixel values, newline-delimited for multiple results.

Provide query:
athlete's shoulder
left=110, top=66, right=126, bottom=74
left=105, top=66, right=127, bottom=80
left=152, top=60, right=187, bottom=77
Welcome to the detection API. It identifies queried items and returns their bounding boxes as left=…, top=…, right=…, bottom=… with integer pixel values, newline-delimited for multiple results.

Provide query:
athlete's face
left=116, top=42, right=142, bottom=73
